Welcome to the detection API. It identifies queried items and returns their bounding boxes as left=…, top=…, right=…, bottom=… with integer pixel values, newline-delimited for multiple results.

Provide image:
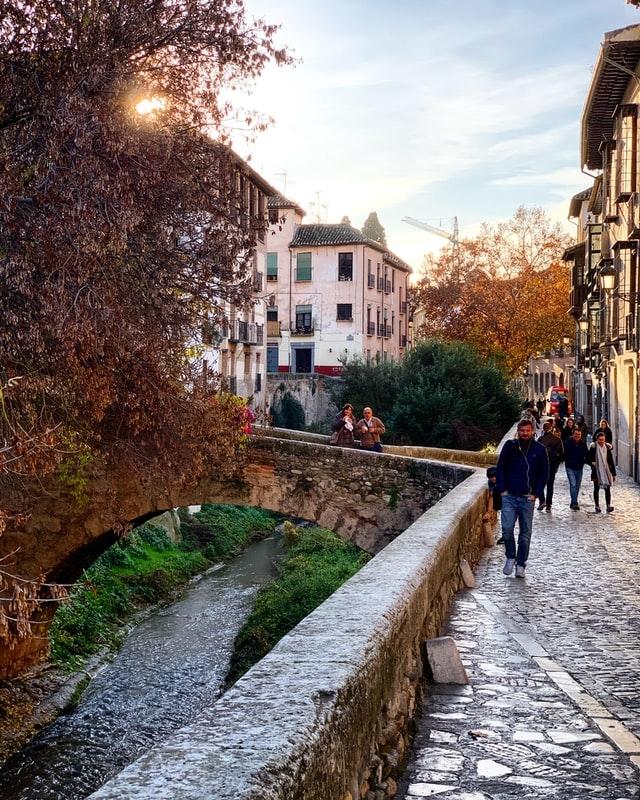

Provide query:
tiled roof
left=290, top=224, right=386, bottom=251
left=268, top=193, right=306, bottom=217
left=582, top=25, right=640, bottom=169
left=384, top=250, right=412, bottom=274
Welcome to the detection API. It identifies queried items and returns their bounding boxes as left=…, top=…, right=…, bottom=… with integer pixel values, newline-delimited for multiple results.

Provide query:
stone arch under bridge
left=0, top=434, right=473, bottom=678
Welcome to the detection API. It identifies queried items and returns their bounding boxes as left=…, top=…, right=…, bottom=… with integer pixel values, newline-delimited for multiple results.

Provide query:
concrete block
left=425, top=636, right=469, bottom=685
left=460, top=559, right=476, bottom=588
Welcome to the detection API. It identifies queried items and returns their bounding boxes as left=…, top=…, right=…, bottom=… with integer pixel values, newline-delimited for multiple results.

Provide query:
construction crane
left=401, top=215, right=460, bottom=278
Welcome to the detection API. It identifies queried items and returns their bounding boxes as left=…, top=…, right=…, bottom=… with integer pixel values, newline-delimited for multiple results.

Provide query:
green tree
left=333, top=357, right=401, bottom=422
left=338, top=341, right=519, bottom=449
left=362, top=211, right=387, bottom=245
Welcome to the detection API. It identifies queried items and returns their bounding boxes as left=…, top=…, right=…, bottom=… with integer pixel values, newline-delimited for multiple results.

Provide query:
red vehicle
left=546, top=386, right=572, bottom=417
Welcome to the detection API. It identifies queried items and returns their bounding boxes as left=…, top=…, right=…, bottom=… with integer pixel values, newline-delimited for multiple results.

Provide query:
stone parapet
left=89, top=465, right=488, bottom=800
left=254, top=425, right=498, bottom=467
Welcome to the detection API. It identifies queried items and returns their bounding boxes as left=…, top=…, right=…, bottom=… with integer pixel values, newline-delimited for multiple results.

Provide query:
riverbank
left=0, top=504, right=277, bottom=764
left=226, top=522, right=368, bottom=684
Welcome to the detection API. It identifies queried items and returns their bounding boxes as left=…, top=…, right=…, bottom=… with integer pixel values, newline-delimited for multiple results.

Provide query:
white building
left=264, top=194, right=412, bottom=375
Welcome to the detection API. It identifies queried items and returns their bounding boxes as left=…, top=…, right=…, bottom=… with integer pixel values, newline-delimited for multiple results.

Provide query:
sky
left=232, top=0, right=640, bottom=274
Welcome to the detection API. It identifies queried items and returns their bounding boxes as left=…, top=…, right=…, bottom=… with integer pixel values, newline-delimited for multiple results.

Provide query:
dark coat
left=587, top=442, right=616, bottom=483
left=538, top=432, right=564, bottom=466
left=592, top=426, right=613, bottom=444
left=331, top=413, right=356, bottom=447
left=564, top=437, right=589, bottom=470
left=496, top=438, right=549, bottom=498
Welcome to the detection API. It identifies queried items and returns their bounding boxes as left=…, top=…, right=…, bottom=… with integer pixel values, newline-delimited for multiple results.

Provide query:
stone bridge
left=0, top=433, right=473, bottom=679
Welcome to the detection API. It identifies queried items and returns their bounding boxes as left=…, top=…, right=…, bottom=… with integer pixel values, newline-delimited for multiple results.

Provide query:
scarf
left=595, top=443, right=613, bottom=487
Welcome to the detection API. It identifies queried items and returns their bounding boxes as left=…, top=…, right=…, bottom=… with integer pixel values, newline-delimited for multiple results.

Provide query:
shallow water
left=0, top=535, right=283, bottom=800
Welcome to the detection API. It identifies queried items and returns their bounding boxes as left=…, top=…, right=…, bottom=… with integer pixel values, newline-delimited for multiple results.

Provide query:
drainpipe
left=361, top=245, right=366, bottom=360
left=289, top=247, right=293, bottom=372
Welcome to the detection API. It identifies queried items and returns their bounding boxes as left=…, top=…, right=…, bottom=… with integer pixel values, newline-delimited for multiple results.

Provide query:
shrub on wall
left=271, top=390, right=306, bottom=430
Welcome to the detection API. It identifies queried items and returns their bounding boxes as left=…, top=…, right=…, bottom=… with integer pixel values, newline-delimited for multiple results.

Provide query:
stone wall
left=256, top=425, right=498, bottom=468
left=0, top=437, right=468, bottom=679
left=89, top=465, right=489, bottom=800
left=266, top=373, right=341, bottom=428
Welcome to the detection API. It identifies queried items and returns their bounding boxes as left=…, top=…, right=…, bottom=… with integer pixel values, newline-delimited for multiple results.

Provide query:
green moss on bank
left=226, top=525, right=369, bottom=685
left=50, top=506, right=277, bottom=671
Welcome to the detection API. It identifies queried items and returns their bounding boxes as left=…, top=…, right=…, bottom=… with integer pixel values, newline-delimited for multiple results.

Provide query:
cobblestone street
left=399, top=469, right=640, bottom=799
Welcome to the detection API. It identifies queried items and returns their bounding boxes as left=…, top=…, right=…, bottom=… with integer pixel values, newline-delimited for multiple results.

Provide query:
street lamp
left=598, top=260, right=617, bottom=292
left=578, top=316, right=589, bottom=332
left=562, top=334, right=572, bottom=346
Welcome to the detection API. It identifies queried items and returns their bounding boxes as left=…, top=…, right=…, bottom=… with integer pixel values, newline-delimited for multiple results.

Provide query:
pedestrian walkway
left=399, top=469, right=640, bottom=799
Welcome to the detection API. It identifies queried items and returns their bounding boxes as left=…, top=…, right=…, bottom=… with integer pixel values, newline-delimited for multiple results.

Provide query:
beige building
left=566, top=23, right=640, bottom=480
left=265, top=194, right=412, bottom=375
left=198, top=155, right=277, bottom=413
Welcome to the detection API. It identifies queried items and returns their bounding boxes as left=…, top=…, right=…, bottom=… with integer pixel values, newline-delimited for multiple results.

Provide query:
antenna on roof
left=310, top=191, right=328, bottom=224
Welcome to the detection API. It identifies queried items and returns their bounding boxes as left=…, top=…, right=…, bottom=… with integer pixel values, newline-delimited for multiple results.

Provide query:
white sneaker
left=503, top=558, right=516, bottom=576
left=515, top=565, right=526, bottom=578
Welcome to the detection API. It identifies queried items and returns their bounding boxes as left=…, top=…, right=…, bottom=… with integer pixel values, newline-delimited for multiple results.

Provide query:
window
left=616, top=106, right=637, bottom=200
left=267, top=344, right=279, bottom=373
left=337, top=303, right=353, bottom=321
left=295, top=304, right=312, bottom=331
left=338, top=252, right=353, bottom=281
left=244, top=352, right=251, bottom=375
left=296, top=252, right=312, bottom=281
left=266, top=306, right=278, bottom=322
left=267, top=252, right=278, bottom=281
left=268, top=208, right=279, bottom=224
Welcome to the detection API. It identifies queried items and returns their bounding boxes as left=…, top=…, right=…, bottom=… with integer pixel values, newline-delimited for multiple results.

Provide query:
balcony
left=367, top=321, right=376, bottom=335
left=367, top=274, right=375, bottom=289
left=569, top=285, right=588, bottom=319
left=384, top=280, right=392, bottom=294
left=256, top=323, right=264, bottom=345
left=400, top=301, right=407, bottom=315
left=253, top=271, right=263, bottom=292
left=338, top=268, right=353, bottom=281
left=291, top=322, right=315, bottom=337
left=377, top=323, right=392, bottom=338
left=228, top=320, right=258, bottom=344
left=266, top=320, right=281, bottom=338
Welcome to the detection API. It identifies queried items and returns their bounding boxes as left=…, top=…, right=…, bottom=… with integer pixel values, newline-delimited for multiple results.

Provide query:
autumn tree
left=412, top=207, right=572, bottom=375
left=362, top=211, right=387, bottom=245
left=0, top=0, right=289, bottom=649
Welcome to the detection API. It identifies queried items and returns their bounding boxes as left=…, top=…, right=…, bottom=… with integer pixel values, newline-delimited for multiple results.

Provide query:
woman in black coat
left=592, top=418, right=613, bottom=445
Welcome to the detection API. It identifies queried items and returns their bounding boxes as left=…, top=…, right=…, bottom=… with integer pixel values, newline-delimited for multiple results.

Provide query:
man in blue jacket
left=496, top=419, right=549, bottom=578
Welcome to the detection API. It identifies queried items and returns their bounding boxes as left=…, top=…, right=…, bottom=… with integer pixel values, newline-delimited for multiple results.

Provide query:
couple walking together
left=331, top=404, right=385, bottom=452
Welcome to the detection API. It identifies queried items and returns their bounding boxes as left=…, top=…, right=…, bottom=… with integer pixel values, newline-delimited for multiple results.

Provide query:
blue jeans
left=500, top=493, right=535, bottom=567
left=565, top=466, right=584, bottom=506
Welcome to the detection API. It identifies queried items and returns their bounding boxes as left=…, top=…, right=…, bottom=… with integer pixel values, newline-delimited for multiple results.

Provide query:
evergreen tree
left=362, top=212, right=387, bottom=245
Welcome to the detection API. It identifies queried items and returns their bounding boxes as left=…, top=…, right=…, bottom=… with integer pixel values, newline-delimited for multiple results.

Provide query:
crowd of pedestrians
left=490, top=400, right=617, bottom=579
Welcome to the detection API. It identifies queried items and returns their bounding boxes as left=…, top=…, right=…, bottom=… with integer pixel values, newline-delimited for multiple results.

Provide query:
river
left=0, top=534, right=283, bottom=800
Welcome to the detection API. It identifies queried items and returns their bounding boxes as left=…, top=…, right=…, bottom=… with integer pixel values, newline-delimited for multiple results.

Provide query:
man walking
left=564, top=426, right=589, bottom=510
left=357, top=407, right=385, bottom=452
left=537, top=420, right=564, bottom=511
left=496, top=419, right=549, bottom=578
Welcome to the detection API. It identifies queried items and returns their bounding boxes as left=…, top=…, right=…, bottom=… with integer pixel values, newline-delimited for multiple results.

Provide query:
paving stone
left=398, top=471, right=640, bottom=800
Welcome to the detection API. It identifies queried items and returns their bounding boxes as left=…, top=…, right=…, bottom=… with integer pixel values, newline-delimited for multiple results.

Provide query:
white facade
left=264, top=199, right=412, bottom=375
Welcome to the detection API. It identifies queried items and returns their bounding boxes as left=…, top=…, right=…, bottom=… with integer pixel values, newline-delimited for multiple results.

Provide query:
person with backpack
left=537, top=420, right=564, bottom=511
